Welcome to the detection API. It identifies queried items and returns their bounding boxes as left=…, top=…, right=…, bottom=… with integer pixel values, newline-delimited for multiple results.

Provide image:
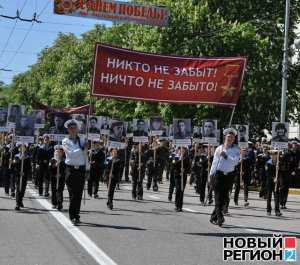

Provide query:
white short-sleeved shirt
left=209, top=144, right=240, bottom=177
left=62, top=137, right=86, bottom=167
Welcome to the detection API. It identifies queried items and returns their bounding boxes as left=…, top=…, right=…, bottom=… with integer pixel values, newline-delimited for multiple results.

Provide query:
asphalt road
left=0, top=179, right=299, bottom=265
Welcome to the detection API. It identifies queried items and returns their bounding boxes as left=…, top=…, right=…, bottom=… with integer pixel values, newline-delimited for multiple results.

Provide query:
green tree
left=7, top=0, right=300, bottom=137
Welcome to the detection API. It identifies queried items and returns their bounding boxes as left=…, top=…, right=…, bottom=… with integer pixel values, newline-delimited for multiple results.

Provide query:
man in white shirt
left=62, top=119, right=87, bottom=225
left=209, top=128, right=240, bottom=226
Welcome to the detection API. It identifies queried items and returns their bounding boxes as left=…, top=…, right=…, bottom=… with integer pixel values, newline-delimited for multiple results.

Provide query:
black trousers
left=198, top=171, right=208, bottom=203
left=168, top=170, right=175, bottom=199
left=51, top=174, right=65, bottom=207
left=279, top=172, right=290, bottom=206
left=211, top=171, right=233, bottom=222
left=10, top=169, right=16, bottom=194
left=175, top=174, right=187, bottom=210
left=15, top=172, right=28, bottom=206
left=157, top=163, right=165, bottom=182
left=65, top=166, right=85, bottom=220
left=37, top=164, right=50, bottom=195
left=147, top=170, right=158, bottom=190
left=234, top=172, right=251, bottom=203
left=132, top=170, right=144, bottom=198
left=124, top=150, right=131, bottom=182
left=88, top=168, right=102, bottom=196
left=107, top=177, right=118, bottom=203
left=2, top=167, right=10, bottom=194
left=118, top=161, right=125, bottom=183
left=266, top=181, right=280, bottom=212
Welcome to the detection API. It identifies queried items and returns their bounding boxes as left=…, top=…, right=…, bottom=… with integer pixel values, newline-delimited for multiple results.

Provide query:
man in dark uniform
left=36, top=134, right=54, bottom=197
left=13, top=144, right=32, bottom=210
left=130, top=144, right=147, bottom=200
left=256, top=145, right=270, bottom=199
left=124, top=137, right=133, bottom=182
left=6, top=135, right=19, bottom=198
left=265, top=151, right=282, bottom=216
left=156, top=140, right=169, bottom=184
left=168, top=148, right=177, bottom=201
left=145, top=144, right=156, bottom=191
left=191, top=144, right=208, bottom=205
left=1, top=141, right=12, bottom=195
left=173, top=147, right=191, bottom=212
left=279, top=148, right=294, bottom=209
left=50, top=145, right=66, bottom=210
left=104, top=148, right=122, bottom=210
left=233, top=148, right=252, bottom=207
left=88, top=141, right=105, bottom=198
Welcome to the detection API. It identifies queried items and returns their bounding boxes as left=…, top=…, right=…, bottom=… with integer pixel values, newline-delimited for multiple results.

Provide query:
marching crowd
left=0, top=119, right=299, bottom=227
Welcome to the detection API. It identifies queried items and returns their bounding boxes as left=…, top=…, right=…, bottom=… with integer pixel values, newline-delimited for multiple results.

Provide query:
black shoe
left=244, top=202, right=249, bottom=207
left=11, top=193, right=15, bottom=198
left=137, top=196, right=143, bottom=200
left=75, top=218, right=81, bottom=224
left=107, top=201, right=113, bottom=210
left=146, top=186, right=150, bottom=190
left=275, top=211, right=282, bottom=217
left=116, top=184, right=120, bottom=190
left=282, top=206, right=287, bottom=209
left=208, top=199, right=213, bottom=205
left=15, top=206, right=20, bottom=211
left=71, top=219, right=77, bottom=225
left=168, top=196, right=172, bottom=202
left=19, top=202, right=24, bottom=208
left=57, top=205, right=63, bottom=211
left=94, top=194, right=99, bottom=199
left=210, top=218, right=217, bottom=225
left=44, top=193, right=49, bottom=198
left=217, top=218, right=223, bottom=227
left=153, top=186, right=158, bottom=192
left=223, top=208, right=229, bottom=215
left=52, top=205, right=57, bottom=209
left=234, top=201, right=238, bottom=206
left=88, top=193, right=92, bottom=197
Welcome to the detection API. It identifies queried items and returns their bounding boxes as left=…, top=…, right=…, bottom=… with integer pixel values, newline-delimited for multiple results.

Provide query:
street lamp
left=280, top=0, right=300, bottom=123
left=280, top=0, right=290, bottom=123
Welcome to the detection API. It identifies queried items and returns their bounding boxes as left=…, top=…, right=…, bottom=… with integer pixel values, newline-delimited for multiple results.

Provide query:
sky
left=0, top=0, right=112, bottom=85
left=0, top=1, right=299, bottom=86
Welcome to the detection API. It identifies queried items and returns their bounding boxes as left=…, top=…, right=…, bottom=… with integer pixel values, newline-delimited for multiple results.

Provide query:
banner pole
left=19, top=144, right=25, bottom=194
left=229, top=106, right=236, bottom=127
left=181, top=146, right=184, bottom=192
left=84, top=97, right=92, bottom=205
left=138, top=142, right=141, bottom=183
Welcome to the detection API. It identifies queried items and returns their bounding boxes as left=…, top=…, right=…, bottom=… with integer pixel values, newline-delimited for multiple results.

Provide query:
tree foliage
left=4, top=0, right=300, bottom=137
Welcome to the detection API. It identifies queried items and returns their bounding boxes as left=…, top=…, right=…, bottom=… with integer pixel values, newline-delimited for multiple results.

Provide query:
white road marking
left=28, top=187, right=118, bottom=265
left=245, top=228, right=259, bottom=233
left=148, top=195, right=160, bottom=200
left=182, top=207, right=198, bottom=213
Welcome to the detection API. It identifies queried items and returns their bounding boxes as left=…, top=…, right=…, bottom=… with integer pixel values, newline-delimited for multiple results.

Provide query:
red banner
left=91, top=44, right=247, bottom=106
left=54, top=0, right=169, bottom=27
